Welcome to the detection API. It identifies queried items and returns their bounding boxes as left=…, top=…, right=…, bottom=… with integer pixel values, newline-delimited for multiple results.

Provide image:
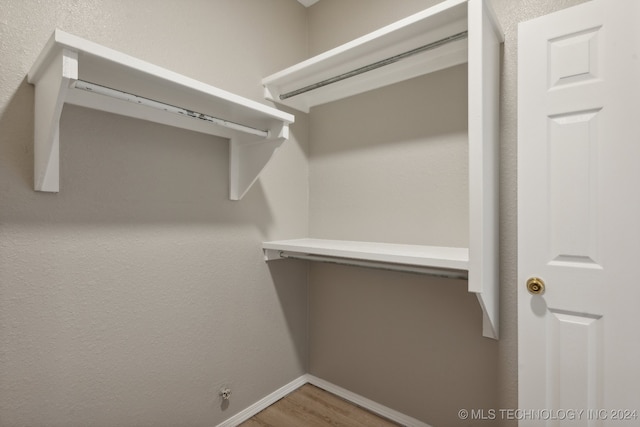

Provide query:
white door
left=518, top=1, right=640, bottom=425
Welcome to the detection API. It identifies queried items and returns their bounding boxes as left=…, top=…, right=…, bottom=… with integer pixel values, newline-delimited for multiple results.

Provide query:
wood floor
left=239, top=384, right=402, bottom=427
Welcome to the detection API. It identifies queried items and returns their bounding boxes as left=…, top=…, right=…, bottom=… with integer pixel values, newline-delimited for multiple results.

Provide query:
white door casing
left=518, top=0, right=640, bottom=425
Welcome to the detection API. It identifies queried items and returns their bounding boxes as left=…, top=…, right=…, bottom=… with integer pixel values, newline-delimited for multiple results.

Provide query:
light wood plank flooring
left=239, top=384, right=402, bottom=427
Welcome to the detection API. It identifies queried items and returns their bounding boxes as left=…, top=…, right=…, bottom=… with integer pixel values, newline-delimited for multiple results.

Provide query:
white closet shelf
left=263, top=239, right=469, bottom=278
left=27, top=29, right=294, bottom=200
left=262, top=0, right=495, bottom=113
left=262, top=0, right=502, bottom=340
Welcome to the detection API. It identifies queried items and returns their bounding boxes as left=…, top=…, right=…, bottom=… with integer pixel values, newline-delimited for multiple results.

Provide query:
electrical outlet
left=220, top=387, right=232, bottom=400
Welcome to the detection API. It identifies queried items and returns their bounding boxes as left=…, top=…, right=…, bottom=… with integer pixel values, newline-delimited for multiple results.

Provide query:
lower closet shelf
left=262, top=238, right=469, bottom=279
left=264, top=238, right=498, bottom=340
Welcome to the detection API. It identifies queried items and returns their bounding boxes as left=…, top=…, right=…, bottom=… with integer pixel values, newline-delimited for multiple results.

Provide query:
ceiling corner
left=297, top=0, right=320, bottom=7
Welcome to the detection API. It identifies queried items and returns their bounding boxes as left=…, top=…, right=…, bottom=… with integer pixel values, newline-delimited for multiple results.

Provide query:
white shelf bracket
left=467, top=0, right=502, bottom=339
left=476, top=292, right=498, bottom=339
left=30, top=48, right=78, bottom=192
left=263, top=248, right=283, bottom=261
left=229, top=121, right=289, bottom=200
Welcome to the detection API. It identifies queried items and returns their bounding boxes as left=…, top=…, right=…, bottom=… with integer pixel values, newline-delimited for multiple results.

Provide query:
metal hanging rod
left=278, top=251, right=468, bottom=280
left=71, top=80, right=270, bottom=138
left=279, top=30, right=468, bottom=101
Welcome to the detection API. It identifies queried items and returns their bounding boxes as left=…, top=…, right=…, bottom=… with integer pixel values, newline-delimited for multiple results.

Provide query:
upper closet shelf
left=27, top=29, right=295, bottom=200
left=262, top=0, right=496, bottom=113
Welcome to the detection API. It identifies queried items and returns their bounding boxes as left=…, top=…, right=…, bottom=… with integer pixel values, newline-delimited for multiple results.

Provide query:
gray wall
left=0, top=1, right=590, bottom=426
left=306, top=0, right=587, bottom=426
left=0, top=1, right=309, bottom=426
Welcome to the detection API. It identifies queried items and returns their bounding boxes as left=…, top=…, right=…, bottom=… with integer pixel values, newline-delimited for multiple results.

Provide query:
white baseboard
left=215, top=375, right=308, bottom=427
left=306, top=374, right=432, bottom=427
left=216, top=373, right=432, bottom=427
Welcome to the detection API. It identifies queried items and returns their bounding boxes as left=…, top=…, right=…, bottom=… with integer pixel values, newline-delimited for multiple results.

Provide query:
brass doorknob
left=526, top=277, right=545, bottom=295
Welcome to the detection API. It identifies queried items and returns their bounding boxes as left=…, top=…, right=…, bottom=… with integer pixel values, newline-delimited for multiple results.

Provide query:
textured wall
left=309, top=64, right=469, bottom=246
left=307, top=3, right=497, bottom=426
left=306, top=0, right=588, bottom=426
left=0, top=1, right=309, bottom=426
